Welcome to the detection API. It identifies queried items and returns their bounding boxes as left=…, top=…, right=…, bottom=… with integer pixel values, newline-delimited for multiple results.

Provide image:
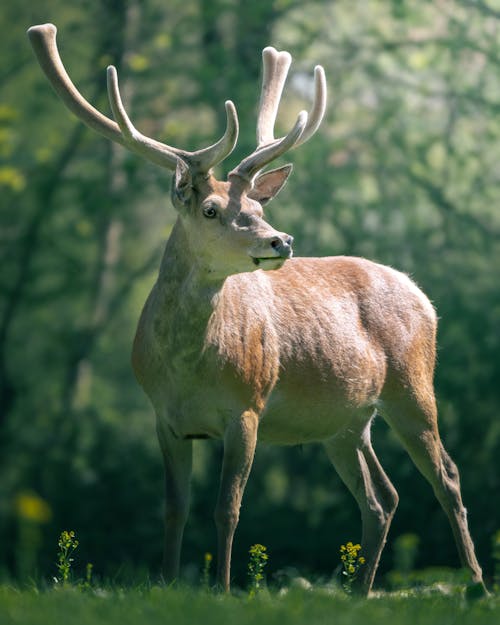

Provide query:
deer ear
left=248, top=164, right=293, bottom=206
left=172, top=159, right=193, bottom=208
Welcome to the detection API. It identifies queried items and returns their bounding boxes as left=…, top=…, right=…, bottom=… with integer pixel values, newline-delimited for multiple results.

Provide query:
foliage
left=0, top=0, right=498, bottom=588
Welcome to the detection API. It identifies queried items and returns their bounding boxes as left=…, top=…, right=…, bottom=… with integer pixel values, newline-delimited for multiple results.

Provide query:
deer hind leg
left=156, top=418, right=193, bottom=583
left=324, top=414, right=399, bottom=595
left=380, top=387, right=486, bottom=591
left=215, top=409, right=259, bottom=592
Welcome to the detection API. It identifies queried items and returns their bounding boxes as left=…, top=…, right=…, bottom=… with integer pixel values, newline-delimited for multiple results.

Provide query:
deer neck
left=150, top=217, right=227, bottom=382
left=157, top=216, right=224, bottom=314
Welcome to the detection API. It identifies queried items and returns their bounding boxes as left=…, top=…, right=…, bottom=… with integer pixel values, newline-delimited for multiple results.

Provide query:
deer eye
left=202, top=204, right=218, bottom=219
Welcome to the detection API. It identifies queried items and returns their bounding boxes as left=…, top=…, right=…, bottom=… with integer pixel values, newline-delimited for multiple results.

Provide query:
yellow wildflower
left=15, top=492, right=52, bottom=523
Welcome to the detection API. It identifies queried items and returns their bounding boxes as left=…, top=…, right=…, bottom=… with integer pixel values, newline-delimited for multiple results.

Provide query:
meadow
left=1, top=584, right=499, bottom=625
left=2, top=532, right=499, bottom=625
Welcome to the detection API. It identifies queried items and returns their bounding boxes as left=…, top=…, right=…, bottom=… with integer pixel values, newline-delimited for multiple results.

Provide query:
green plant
left=202, top=552, right=212, bottom=590
left=14, top=491, right=52, bottom=580
left=386, top=533, right=421, bottom=590
left=493, top=530, right=500, bottom=593
left=394, top=533, right=420, bottom=576
left=248, top=544, right=269, bottom=597
left=339, top=542, right=365, bottom=593
left=78, top=563, right=94, bottom=591
left=55, top=530, right=79, bottom=586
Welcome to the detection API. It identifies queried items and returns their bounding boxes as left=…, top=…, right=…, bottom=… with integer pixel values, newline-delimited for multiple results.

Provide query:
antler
left=27, top=23, right=239, bottom=172
left=230, top=46, right=326, bottom=183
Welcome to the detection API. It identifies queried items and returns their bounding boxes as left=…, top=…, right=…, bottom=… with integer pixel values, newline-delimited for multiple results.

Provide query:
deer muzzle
left=250, top=232, right=294, bottom=268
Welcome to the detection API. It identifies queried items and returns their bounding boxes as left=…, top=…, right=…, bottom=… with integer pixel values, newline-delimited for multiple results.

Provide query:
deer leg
left=381, top=393, right=486, bottom=592
left=156, top=419, right=193, bottom=583
left=214, top=409, right=259, bottom=592
left=324, top=415, right=399, bottom=595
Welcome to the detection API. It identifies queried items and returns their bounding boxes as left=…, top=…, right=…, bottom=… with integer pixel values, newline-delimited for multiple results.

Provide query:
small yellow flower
left=248, top=543, right=269, bottom=596
left=339, top=540, right=365, bottom=593
left=204, top=552, right=213, bottom=563
left=15, top=492, right=52, bottom=523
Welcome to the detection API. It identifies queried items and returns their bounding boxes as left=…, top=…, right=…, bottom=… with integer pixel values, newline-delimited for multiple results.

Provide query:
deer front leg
left=156, top=418, right=193, bottom=583
left=214, top=409, right=259, bottom=592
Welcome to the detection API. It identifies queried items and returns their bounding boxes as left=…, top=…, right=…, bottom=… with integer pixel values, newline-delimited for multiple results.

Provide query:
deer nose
left=270, top=234, right=294, bottom=258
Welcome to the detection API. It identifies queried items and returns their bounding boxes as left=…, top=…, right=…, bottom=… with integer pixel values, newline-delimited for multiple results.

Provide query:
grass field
left=1, top=584, right=499, bottom=625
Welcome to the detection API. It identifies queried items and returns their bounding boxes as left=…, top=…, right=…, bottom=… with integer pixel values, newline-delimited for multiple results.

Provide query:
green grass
left=0, top=585, right=499, bottom=625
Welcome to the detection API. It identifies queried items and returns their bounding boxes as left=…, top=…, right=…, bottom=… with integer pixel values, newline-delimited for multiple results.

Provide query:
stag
left=28, top=23, right=485, bottom=595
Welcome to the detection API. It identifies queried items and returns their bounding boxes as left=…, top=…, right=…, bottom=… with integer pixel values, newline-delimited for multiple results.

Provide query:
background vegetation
left=1, top=0, right=499, bottom=589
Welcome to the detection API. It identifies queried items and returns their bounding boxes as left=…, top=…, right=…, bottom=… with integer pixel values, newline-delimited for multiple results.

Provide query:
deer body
left=133, top=238, right=433, bottom=446
left=28, top=23, right=486, bottom=595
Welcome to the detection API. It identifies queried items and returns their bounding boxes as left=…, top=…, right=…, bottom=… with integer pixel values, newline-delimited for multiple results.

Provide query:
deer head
left=27, top=24, right=326, bottom=279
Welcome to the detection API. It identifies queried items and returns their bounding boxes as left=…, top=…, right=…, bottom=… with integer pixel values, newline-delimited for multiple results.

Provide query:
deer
left=28, top=23, right=486, bottom=596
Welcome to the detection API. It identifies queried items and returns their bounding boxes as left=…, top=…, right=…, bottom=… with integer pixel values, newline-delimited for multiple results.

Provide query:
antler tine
left=108, top=66, right=238, bottom=171
left=107, top=65, right=185, bottom=169
left=28, top=24, right=125, bottom=145
left=229, top=112, right=307, bottom=182
left=188, top=100, right=239, bottom=171
left=293, top=65, right=327, bottom=147
left=256, top=47, right=292, bottom=146
left=258, top=48, right=326, bottom=149
left=231, top=47, right=326, bottom=183
left=28, top=23, right=239, bottom=173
